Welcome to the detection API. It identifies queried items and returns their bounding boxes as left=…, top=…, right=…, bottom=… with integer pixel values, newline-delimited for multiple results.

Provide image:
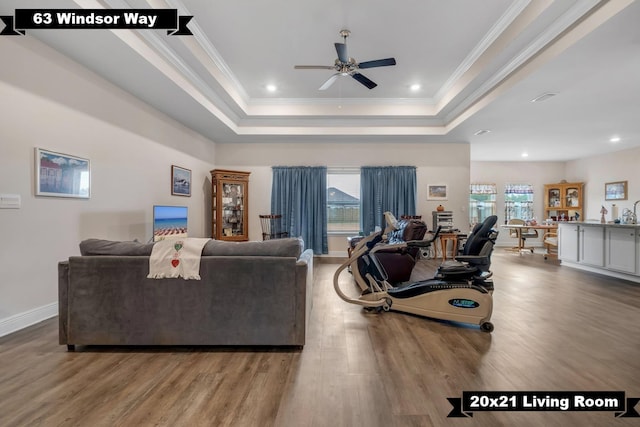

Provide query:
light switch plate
left=0, top=194, right=21, bottom=209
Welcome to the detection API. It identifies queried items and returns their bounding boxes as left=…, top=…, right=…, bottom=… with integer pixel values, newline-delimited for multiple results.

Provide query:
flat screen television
left=153, top=205, right=188, bottom=241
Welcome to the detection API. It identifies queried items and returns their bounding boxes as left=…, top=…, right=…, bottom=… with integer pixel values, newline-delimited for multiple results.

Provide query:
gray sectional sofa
left=58, top=237, right=313, bottom=350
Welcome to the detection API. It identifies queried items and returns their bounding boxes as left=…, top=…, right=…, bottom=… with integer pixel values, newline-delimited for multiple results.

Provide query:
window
left=469, top=184, right=497, bottom=227
left=505, top=183, right=534, bottom=221
left=327, top=168, right=361, bottom=233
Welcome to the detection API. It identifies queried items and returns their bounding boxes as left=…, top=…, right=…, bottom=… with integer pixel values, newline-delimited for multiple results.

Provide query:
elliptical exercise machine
left=334, top=214, right=499, bottom=332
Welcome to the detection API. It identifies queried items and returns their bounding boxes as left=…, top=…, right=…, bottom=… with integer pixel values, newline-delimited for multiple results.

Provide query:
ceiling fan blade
left=358, top=58, right=397, bottom=69
left=319, top=73, right=340, bottom=91
left=294, top=65, right=335, bottom=70
left=352, top=73, right=377, bottom=89
left=334, top=42, right=348, bottom=63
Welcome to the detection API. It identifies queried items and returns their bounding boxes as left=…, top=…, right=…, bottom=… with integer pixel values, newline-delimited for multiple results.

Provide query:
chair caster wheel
left=480, top=322, right=494, bottom=333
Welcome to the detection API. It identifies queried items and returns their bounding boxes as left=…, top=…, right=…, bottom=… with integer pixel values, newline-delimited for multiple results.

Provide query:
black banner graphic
left=447, top=391, right=639, bottom=418
left=1, top=9, right=192, bottom=36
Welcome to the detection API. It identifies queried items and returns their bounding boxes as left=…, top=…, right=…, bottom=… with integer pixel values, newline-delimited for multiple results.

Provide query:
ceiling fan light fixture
left=294, top=29, right=396, bottom=91
left=530, top=92, right=557, bottom=103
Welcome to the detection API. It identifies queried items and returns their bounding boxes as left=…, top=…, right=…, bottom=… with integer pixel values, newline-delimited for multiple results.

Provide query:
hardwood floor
left=1, top=251, right=639, bottom=426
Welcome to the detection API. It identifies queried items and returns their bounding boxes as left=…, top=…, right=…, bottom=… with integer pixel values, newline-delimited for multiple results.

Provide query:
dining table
left=500, top=223, right=558, bottom=253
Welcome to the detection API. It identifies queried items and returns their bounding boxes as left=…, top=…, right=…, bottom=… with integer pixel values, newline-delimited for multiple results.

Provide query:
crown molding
left=69, top=0, right=627, bottom=138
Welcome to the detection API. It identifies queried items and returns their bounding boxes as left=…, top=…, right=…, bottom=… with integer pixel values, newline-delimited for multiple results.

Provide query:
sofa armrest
left=297, top=249, right=314, bottom=341
left=58, top=261, right=69, bottom=345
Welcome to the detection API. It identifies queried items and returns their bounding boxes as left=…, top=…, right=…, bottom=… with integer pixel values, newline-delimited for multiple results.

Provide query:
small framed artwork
left=35, top=148, right=90, bottom=198
left=605, top=181, right=627, bottom=201
left=427, top=184, right=448, bottom=201
left=171, top=165, right=191, bottom=196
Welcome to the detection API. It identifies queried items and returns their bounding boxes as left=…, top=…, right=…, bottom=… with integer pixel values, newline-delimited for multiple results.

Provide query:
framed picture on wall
left=605, top=181, right=627, bottom=201
left=171, top=165, right=192, bottom=196
left=35, top=148, right=90, bottom=198
left=427, top=184, right=448, bottom=200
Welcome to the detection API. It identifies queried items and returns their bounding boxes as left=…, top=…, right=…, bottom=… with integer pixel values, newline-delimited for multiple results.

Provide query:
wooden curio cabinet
left=211, top=169, right=250, bottom=241
left=544, top=182, right=584, bottom=222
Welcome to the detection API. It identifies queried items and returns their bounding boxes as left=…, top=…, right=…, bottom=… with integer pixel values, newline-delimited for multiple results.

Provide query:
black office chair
left=435, top=215, right=499, bottom=280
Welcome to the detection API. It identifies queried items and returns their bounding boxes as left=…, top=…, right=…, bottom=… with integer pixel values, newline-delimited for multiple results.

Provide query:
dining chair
left=508, top=218, right=538, bottom=253
left=259, top=214, right=289, bottom=240
left=543, top=230, right=558, bottom=259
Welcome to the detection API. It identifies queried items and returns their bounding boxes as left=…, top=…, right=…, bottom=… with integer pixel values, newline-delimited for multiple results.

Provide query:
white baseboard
left=559, top=261, right=640, bottom=283
left=324, top=251, right=348, bottom=258
left=0, top=302, right=58, bottom=338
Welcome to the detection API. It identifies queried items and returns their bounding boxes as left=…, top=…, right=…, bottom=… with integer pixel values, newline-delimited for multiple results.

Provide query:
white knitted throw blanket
left=147, top=238, right=210, bottom=280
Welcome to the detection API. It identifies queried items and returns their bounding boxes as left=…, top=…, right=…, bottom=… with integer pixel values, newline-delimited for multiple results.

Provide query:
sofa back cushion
left=202, top=237, right=303, bottom=257
left=79, top=237, right=304, bottom=258
left=80, top=239, right=154, bottom=256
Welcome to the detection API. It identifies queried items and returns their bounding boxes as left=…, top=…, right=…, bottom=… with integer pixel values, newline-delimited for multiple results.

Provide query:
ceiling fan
left=294, top=29, right=396, bottom=90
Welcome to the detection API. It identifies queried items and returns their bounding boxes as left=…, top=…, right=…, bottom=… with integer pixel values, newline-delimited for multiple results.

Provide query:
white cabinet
left=605, top=227, right=637, bottom=273
left=579, top=225, right=604, bottom=267
left=558, top=223, right=579, bottom=262
left=559, top=223, right=640, bottom=280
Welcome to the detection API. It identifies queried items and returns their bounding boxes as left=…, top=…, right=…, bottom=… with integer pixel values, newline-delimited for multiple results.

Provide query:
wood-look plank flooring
left=1, top=250, right=639, bottom=426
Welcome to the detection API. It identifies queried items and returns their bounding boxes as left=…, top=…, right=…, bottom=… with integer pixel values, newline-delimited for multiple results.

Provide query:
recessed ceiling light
left=609, top=136, right=621, bottom=143
left=266, top=84, right=277, bottom=92
left=521, top=152, right=529, bottom=158
left=410, top=83, right=421, bottom=92
left=474, top=129, right=491, bottom=136
left=530, top=92, right=557, bottom=103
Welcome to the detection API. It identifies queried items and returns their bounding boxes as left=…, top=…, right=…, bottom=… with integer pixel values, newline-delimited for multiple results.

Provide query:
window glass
left=469, top=184, right=497, bottom=227
left=327, top=169, right=361, bottom=233
left=505, top=184, right=534, bottom=222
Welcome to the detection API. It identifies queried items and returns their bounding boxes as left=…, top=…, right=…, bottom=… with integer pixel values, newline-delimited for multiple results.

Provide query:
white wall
left=471, top=152, right=640, bottom=246
left=470, top=161, right=566, bottom=246
left=565, top=146, right=640, bottom=220
left=216, top=142, right=471, bottom=255
left=0, top=37, right=216, bottom=335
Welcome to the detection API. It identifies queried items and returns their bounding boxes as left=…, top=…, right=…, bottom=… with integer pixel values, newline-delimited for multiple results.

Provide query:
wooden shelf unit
left=544, top=182, right=584, bottom=222
left=211, top=169, right=250, bottom=241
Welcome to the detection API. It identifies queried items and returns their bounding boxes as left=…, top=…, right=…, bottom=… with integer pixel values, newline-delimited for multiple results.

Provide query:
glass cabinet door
left=565, top=186, right=580, bottom=208
left=544, top=182, right=584, bottom=223
left=211, top=169, right=250, bottom=241
left=547, top=188, right=561, bottom=208
left=221, top=182, right=244, bottom=237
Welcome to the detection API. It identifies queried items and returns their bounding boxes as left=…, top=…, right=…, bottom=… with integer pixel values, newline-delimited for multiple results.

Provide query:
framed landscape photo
left=35, top=148, right=90, bottom=198
left=427, top=184, right=448, bottom=201
left=171, top=165, right=191, bottom=196
left=605, top=181, right=627, bottom=201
